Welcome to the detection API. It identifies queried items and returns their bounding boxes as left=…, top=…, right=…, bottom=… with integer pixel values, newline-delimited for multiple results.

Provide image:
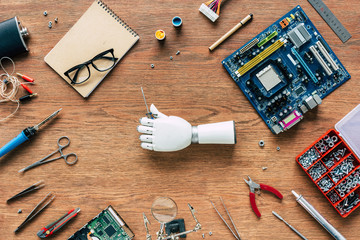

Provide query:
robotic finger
left=137, top=126, right=154, bottom=134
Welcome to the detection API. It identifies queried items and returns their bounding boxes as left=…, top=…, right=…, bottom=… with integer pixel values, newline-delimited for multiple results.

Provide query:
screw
left=259, top=140, right=265, bottom=147
left=54, top=17, right=58, bottom=23
left=209, top=231, right=212, bottom=236
left=262, top=167, right=268, bottom=171
left=150, top=64, right=154, bottom=68
left=202, top=233, right=205, bottom=238
left=18, top=209, right=22, bottom=214
left=276, top=146, right=280, bottom=151
left=43, top=11, right=47, bottom=16
left=176, top=50, right=180, bottom=55
left=170, top=56, right=173, bottom=60
left=48, top=21, right=52, bottom=28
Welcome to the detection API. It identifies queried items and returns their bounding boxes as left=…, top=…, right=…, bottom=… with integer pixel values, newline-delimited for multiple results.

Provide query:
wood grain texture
left=0, top=0, right=359, bottom=239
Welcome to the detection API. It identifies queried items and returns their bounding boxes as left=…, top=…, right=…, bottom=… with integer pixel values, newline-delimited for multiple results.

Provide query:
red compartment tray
left=296, top=129, right=360, bottom=217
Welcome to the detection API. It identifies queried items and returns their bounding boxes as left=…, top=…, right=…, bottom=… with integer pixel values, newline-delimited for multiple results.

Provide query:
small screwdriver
left=0, top=108, right=62, bottom=158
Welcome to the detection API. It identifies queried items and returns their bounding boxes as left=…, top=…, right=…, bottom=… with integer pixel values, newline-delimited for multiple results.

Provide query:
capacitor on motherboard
left=0, top=17, right=29, bottom=58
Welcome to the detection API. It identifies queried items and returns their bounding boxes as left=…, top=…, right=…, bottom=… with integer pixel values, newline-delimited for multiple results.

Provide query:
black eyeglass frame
left=64, top=48, right=118, bottom=85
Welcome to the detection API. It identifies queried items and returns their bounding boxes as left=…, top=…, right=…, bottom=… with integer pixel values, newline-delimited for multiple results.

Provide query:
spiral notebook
left=44, top=0, right=139, bottom=98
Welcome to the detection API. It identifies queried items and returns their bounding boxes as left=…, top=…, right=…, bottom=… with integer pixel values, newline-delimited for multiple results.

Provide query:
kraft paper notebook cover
left=44, top=0, right=139, bottom=98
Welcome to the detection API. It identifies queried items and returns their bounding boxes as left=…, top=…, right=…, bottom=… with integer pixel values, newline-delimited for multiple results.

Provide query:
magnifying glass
left=151, top=197, right=178, bottom=224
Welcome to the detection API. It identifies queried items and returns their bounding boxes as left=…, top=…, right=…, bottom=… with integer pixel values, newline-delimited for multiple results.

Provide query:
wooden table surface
left=1, top=0, right=359, bottom=239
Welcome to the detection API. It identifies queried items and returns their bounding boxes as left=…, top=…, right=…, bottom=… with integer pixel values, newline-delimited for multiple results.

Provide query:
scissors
left=19, top=136, right=78, bottom=173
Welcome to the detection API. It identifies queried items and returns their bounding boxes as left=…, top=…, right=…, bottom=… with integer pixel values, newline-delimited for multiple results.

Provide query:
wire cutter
left=37, top=208, right=80, bottom=238
left=244, top=176, right=283, bottom=218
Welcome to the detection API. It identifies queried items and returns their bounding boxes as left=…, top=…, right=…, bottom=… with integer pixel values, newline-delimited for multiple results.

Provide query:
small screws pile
left=308, top=161, right=327, bottom=181
left=299, top=147, right=321, bottom=169
left=315, top=135, right=338, bottom=154
left=322, top=147, right=347, bottom=168
left=317, top=176, right=334, bottom=192
left=335, top=169, right=360, bottom=197
left=337, top=192, right=360, bottom=215
left=43, top=10, right=58, bottom=28
left=329, top=155, right=355, bottom=183
left=327, top=189, right=341, bottom=204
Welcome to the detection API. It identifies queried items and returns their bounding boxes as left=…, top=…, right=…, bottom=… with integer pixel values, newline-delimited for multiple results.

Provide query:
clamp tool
left=244, top=176, right=283, bottom=217
left=37, top=208, right=80, bottom=238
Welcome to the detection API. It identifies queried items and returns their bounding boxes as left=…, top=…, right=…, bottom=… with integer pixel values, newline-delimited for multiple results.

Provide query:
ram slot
left=316, top=41, right=339, bottom=71
left=257, top=31, right=278, bottom=47
left=310, top=46, right=332, bottom=75
left=291, top=47, right=318, bottom=83
left=236, top=39, right=285, bottom=77
left=240, top=38, right=259, bottom=54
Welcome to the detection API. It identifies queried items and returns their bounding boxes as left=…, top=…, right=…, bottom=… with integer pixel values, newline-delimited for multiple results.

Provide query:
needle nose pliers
left=244, top=176, right=283, bottom=217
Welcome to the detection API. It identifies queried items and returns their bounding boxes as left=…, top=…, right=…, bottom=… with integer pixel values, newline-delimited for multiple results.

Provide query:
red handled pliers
left=244, top=176, right=283, bottom=217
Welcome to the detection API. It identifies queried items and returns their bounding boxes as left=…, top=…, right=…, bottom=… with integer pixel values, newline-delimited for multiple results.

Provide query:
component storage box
left=296, top=104, right=360, bottom=217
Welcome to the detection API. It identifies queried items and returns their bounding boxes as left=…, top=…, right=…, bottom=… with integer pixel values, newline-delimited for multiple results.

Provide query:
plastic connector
left=199, top=3, right=219, bottom=22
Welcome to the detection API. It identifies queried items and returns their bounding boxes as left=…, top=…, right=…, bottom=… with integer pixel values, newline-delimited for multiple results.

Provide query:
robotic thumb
left=150, top=104, right=168, bottom=118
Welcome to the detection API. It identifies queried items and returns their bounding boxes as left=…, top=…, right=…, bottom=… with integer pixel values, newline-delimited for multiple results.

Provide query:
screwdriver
left=0, top=108, right=62, bottom=158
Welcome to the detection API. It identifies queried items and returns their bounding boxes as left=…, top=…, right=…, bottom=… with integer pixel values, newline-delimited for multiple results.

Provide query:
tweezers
left=7, top=180, right=45, bottom=203
left=210, top=197, right=242, bottom=240
left=15, top=192, right=55, bottom=233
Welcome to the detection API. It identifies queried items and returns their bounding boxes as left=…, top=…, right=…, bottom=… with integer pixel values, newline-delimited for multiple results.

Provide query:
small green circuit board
left=68, top=206, right=134, bottom=240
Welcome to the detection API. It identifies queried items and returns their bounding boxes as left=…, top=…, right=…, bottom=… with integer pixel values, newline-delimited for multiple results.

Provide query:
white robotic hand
left=137, top=104, right=236, bottom=152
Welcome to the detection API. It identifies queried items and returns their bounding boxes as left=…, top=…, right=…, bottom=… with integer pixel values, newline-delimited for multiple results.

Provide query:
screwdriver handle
left=0, top=131, right=29, bottom=157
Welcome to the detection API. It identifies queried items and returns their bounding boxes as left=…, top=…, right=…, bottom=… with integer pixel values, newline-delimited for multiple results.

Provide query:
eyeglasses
left=64, top=49, right=118, bottom=85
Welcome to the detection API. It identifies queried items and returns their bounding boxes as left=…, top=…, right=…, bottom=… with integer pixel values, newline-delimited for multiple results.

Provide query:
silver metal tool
left=15, top=192, right=55, bottom=233
left=272, top=211, right=308, bottom=240
left=210, top=197, right=241, bottom=240
left=143, top=212, right=152, bottom=240
left=7, top=180, right=45, bottom=202
left=292, top=190, right=346, bottom=240
left=19, top=136, right=78, bottom=173
left=140, top=87, right=153, bottom=119
left=307, top=0, right=351, bottom=43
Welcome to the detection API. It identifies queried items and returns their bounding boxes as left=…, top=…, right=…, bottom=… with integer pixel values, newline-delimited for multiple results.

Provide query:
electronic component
left=280, top=18, right=290, bottom=28
left=236, top=39, right=285, bottom=77
left=256, top=65, right=282, bottom=91
left=199, top=0, right=223, bottom=22
left=240, top=38, right=259, bottom=54
left=310, top=45, right=332, bottom=75
left=279, top=110, right=303, bottom=130
left=288, top=23, right=311, bottom=48
left=165, top=219, right=186, bottom=238
left=68, top=206, right=134, bottom=240
left=222, top=5, right=351, bottom=134
left=257, top=31, right=278, bottom=47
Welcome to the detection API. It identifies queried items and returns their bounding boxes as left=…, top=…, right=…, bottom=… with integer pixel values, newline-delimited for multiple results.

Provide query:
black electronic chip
left=98, top=230, right=104, bottom=236
left=295, top=86, right=305, bottom=95
left=105, top=225, right=116, bottom=237
left=103, top=215, right=110, bottom=224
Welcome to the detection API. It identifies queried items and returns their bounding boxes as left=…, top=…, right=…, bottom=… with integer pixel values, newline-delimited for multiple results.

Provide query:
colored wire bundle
left=204, top=0, right=223, bottom=15
left=0, top=57, right=31, bottom=121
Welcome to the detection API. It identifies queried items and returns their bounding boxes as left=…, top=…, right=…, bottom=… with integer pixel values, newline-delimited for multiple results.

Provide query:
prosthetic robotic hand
left=137, top=104, right=236, bottom=152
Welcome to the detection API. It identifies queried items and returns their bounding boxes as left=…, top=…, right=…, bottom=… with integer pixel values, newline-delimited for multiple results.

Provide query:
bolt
left=48, top=21, right=52, bottom=28
left=18, top=209, right=22, bottom=214
left=209, top=231, right=212, bottom=236
left=259, top=140, right=265, bottom=147
left=262, top=167, right=267, bottom=171
left=55, top=17, right=58, bottom=23
left=170, top=56, right=173, bottom=60
left=43, top=11, right=47, bottom=16
left=176, top=50, right=180, bottom=55
left=202, top=233, right=205, bottom=238
left=276, top=146, right=280, bottom=151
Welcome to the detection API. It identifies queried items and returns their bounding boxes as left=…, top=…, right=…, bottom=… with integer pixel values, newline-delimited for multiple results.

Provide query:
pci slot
left=236, top=39, right=285, bottom=77
left=310, top=46, right=332, bottom=75
left=316, top=41, right=339, bottom=71
left=291, top=47, right=318, bottom=83
left=240, top=38, right=259, bottom=54
left=257, top=31, right=278, bottom=47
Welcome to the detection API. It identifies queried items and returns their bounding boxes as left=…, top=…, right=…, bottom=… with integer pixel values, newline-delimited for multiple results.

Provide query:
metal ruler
left=307, top=0, right=352, bottom=43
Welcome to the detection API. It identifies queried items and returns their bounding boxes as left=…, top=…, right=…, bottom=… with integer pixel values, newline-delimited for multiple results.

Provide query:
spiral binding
left=97, top=0, right=138, bottom=37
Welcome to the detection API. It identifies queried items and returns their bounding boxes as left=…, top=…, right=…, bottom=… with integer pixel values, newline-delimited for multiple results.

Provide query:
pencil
left=209, top=13, right=253, bottom=51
